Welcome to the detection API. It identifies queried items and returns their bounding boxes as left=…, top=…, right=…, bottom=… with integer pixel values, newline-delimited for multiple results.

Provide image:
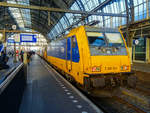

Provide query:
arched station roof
left=0, top=0, right=148, bottom=40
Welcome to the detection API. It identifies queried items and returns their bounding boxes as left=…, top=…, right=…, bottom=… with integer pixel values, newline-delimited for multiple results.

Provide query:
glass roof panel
left=7, top=0, right=31, bottom=30
left=48, top=0, right=147, bottom=39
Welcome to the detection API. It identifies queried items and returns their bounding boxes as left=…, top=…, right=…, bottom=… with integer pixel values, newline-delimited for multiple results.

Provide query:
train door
left=66, top=38, right=72, bottom=72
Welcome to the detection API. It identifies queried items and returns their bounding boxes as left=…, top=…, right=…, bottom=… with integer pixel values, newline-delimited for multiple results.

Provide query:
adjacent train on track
left=43, top=26, right=137, bottom=95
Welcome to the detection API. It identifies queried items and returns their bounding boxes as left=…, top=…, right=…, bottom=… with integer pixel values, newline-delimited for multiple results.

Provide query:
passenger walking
left=20, top=50, right=24, bottom=62
left=0, top=51, right=9, bottom=69
left=27, top=51, right=32, bottom=65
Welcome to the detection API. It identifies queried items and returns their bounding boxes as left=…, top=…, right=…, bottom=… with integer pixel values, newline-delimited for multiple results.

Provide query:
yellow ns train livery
left=44, top=26, right=136, bottom=92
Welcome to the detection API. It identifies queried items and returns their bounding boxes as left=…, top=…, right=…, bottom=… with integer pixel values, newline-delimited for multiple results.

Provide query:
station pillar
left=146, top=0, right=149, bottom=19
left=23, top=52, right=28, bottom=83
left=127, top=31, right=135, bottom=64
left=23, top=52, right=28, bottom=65
left=146, top=38, right=150, bottom=63
left=13, top=42, right=17, bottom=63
left=2, top=29, right=7, bottom=54
left=128, top=47, right=132, bottom=64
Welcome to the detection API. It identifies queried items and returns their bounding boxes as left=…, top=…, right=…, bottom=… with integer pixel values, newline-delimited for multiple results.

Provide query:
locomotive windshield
left=105, top=33, right=124, bottom=47
left=87, top=32, right=106, bottom=47
left=87, top=32, right=127, bottom=56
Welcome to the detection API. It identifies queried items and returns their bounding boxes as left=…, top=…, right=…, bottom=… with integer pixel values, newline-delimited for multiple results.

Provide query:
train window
left=105, top=33, right=124, bottom=47
left=88, top=36, right=105, bottom=46
left=72, top=36, right=76, bottom=48
left=87, top=32, right=127, bottom=56
left=87, top=32, right=106, bottom=47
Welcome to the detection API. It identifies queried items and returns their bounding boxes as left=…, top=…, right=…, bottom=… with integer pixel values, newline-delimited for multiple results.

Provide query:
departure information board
left=20, top=34, right=37, bottom=42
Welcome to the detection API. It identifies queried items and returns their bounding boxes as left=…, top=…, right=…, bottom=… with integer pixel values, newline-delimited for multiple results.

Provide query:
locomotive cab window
left=87, top=32, right=106, bottom=47
left=105, top=33, right=124, bottom=47
left=87, top=31, right=127, bottom=56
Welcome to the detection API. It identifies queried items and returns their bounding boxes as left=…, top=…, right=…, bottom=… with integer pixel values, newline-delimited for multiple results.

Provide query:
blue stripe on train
left=47, top=36, right=80, bottom=63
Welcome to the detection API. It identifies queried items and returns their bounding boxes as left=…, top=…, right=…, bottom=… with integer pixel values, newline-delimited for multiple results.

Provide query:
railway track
left=90, top=95, right=148, bottom=113
left=56, top=69, right=150, bottom=113
left=57, top=70, right=150, bottom=113
left=113, top=96, right=146, bottom=113
left=136, top=84, right=150, bottom=96
left=43, top=58, right=150, bottom=113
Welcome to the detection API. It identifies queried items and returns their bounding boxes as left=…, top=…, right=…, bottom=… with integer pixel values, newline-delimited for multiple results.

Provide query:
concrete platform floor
left=132, top=62, right=150, bottom=90
left=132, top=62, right=150, bottom=73
left=19, top=55, right=102, bottom=113
left=0, top=57, right=21, bottom=84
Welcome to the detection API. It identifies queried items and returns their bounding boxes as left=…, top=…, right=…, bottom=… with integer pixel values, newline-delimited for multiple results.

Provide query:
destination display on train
left=20, top=34, right=37, bottom=42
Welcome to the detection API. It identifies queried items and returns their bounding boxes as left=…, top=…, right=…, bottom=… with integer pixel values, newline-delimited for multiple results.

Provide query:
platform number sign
left=134, top=39, right=139, bottom=45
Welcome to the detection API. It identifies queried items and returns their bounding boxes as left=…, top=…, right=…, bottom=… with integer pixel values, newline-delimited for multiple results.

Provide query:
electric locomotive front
left=82, top=27, right=136, bottom=89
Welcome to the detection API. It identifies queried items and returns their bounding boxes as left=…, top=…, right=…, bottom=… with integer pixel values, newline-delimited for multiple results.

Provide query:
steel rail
left=114, top=96, right=147, bottom=113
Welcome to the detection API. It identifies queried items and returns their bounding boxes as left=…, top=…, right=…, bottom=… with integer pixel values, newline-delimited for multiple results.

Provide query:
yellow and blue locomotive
left=44, top=26, right=136, bottom=92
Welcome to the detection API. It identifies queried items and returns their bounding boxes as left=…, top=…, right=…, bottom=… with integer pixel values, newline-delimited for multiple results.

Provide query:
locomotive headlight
left=92, top=66, right=101, bottom=72
left=121, top=65, right=129, bottom=71
left=124, top=66, right=128, bottom=70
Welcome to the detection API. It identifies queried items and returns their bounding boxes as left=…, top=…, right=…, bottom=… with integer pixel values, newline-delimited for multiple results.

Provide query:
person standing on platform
left=0, top=51, right=9, bottom=69
left=27, top=52, right=31, bottom=65
left=20, top=50, right=24, bottom=62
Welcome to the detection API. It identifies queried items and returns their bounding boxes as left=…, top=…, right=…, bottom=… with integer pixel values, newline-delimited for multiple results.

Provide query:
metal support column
left=23, top=52, right=27, bottom=84
left=110, top=16, right=113, bottom=28
left=146, top=0, right=149, bottom=19
left=13, top=42, right=17, bottom=63
left=125, top=0, right=134, bottom=64
left=23, top=52, right=27, bottom=65
left=48, top=12, right=51, bottom=26
left=146, top=38, right=150, bottom=63
left=2, top=29, right=6, bottom=53
left=0, top=2, right=126, bottom=17
left=128, top=31, right=135, bottom=64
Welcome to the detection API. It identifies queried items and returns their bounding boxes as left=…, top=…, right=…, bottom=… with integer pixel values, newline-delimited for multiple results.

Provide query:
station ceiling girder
left=0, top=2, right=126, bottom=17
left=0, top=0, right=128, bottom=39
left=0, top=29, right=38, bottom=34
left=57, top=0, right=116, bottom=36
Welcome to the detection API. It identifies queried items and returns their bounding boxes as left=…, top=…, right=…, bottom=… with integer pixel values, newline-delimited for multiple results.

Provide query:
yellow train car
left=44, top=26, right=136, bottom=91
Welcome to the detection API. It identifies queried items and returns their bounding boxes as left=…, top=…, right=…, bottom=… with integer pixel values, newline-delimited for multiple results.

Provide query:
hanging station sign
left=7, top=39, right=15, bottom=43
left=7, top=34, right=20, bottom=43
left=20, top=34, right=37, bottom=43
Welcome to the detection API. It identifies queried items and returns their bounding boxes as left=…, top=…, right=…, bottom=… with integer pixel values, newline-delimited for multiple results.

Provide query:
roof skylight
left=7, top=0, right=31, bottom=30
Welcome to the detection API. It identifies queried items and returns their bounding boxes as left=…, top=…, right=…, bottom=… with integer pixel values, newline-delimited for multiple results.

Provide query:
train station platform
left=132, top=63, right=150, bottom=89
left=19, top=55, right=102, bottom=113
left=0, top=57, right=21, bottom=84
left=132, top=62, right=150, bottom=73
